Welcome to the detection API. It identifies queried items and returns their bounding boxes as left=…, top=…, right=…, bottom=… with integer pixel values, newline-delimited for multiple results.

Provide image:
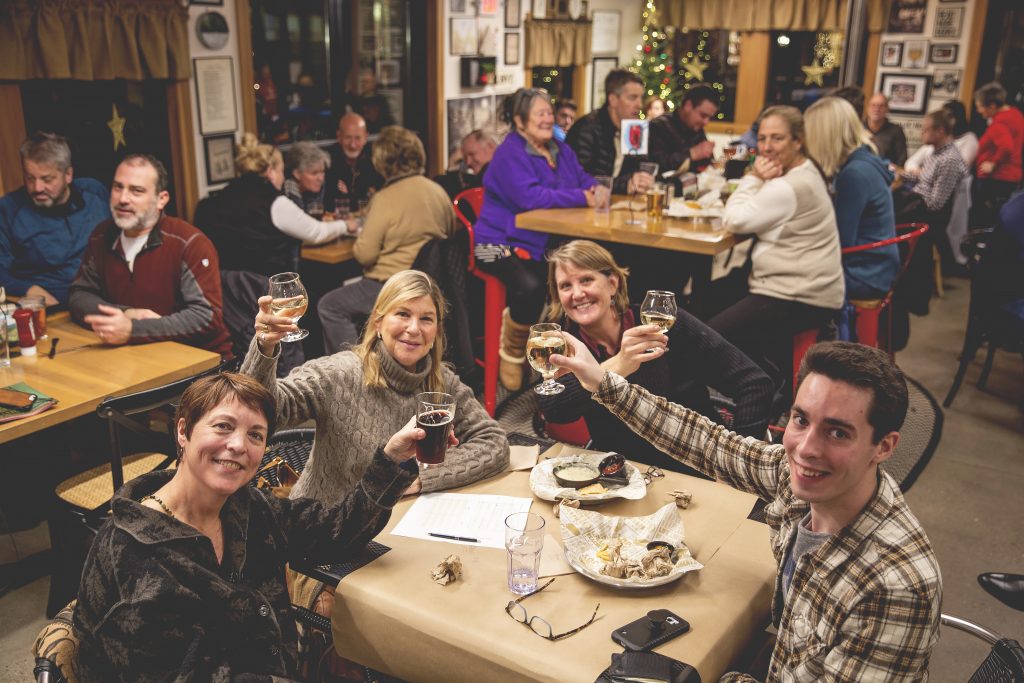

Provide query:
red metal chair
left=454, top=187, right=505, bottom=417
left=841, top=223, right=930, bottom=353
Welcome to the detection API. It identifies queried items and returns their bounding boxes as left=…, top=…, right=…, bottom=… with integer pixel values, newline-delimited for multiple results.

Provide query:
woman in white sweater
left=712, top=105, right=844, bottom=386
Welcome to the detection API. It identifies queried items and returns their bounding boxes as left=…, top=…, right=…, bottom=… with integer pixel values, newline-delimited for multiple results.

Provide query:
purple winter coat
left=474, top=131, right=595, bottom=260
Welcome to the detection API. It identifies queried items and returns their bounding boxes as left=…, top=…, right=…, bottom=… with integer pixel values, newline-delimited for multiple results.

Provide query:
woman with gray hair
left=317, top=126, right=455, bottom=353
left=283, top=141, right=331, bottom=217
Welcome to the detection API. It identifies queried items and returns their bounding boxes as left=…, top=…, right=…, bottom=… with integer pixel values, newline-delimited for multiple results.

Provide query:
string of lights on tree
left=630, top=0, right=736, bottom=120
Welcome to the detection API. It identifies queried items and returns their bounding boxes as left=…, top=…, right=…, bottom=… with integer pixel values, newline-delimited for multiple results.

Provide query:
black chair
left=944, top=228, right=1024, bottom=407
left=941, top=614, right=1024, bottom=683
left=46, top=362, right=230, bottom=616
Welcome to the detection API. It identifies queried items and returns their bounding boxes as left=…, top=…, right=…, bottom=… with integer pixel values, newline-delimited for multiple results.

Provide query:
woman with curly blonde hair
left=193, top=133, right=354, bottom=276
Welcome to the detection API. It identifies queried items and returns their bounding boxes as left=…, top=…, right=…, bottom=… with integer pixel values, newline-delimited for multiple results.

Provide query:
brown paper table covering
left=0, top=316, right=221, bottom=444
left=331, top=443, right=776, bottom=682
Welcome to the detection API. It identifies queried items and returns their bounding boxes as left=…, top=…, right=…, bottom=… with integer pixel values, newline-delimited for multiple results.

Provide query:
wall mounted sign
left=193, top=57, right=238, bottom=135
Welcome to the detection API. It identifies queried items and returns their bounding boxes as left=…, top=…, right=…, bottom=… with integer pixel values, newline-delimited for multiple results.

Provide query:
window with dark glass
left=766, top=31, right=843, bottom=110
left=531, top=66, right=575, bottom=104
left=668, top=29, right=740, bottom=122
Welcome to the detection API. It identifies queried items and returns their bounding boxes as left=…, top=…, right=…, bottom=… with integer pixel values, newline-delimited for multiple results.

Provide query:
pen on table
left=428, top=532, right=479, bottom=543
left=48, top=337, right=59, bottom=359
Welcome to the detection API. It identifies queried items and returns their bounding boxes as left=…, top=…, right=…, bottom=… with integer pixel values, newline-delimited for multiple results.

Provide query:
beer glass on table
left=528, top=323, right=567, bottom=395
left=268, top=272, right=309, bottom=342
left=640, top=290, right=677, bottom=352
left=415, top=392, right=456, bottom=469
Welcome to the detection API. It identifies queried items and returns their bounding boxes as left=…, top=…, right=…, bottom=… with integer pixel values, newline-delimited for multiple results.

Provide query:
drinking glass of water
left=505, top=512, right=545, bottom=595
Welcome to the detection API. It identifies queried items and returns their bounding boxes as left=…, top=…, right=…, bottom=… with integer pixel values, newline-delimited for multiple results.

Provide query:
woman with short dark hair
left=74, top=372, right=423, bottom=681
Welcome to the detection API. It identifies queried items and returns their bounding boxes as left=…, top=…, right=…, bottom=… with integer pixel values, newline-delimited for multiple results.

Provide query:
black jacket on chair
left=566, top=106, right=645, bottom=195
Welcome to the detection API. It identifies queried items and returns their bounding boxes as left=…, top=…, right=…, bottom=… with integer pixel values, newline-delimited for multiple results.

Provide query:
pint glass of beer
left=415, top=392, right=456, bottom=468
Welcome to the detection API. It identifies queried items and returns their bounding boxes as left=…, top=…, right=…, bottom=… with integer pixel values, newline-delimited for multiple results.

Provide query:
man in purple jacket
left=472, top=87, right=597, bottom=390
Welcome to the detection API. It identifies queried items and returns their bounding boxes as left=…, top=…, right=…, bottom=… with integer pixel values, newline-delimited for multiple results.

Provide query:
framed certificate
left=193, top=57, right=238, bottom=135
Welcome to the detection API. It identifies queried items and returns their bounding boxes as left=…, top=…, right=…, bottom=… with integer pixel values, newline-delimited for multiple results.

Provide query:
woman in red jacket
left=973, top=82, right=1024, bottom=227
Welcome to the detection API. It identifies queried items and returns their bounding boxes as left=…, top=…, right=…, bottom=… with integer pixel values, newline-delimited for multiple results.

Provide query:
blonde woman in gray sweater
left=242, top=270, right=508, bottom=660
left=712, top=105, right=844, bottom=387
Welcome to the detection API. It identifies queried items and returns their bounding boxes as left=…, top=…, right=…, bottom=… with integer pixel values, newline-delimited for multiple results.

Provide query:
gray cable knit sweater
left=241, top=337, right=509, bottom=502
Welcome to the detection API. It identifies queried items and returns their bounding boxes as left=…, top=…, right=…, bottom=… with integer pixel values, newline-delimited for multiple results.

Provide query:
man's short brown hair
left=605, top=69, right=644, bottom=101
left=796, top=342, right=908, bottom=443
left=120, top=153, right=170, bottom=195
left=924, top=109, right=954, bottom=136
left=175, top=373, right=277, bottom=454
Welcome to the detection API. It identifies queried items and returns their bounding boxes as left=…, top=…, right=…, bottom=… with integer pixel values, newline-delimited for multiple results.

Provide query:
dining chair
left=939, top=614, right=1024, bottom=683
left=454, top=187, right=505, bottom=417
left=46, top=361, right=229, bottom=616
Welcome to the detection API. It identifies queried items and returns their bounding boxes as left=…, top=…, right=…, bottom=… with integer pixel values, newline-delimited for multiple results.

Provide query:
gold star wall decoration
left=681, top=59, right=707, bottom=81
left=107, top=104, right=126, bottom=151
left=801, top=59, right=831, bottom=86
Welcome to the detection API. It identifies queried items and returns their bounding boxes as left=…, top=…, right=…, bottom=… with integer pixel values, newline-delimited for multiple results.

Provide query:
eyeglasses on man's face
left=504, top=578, right=600, bottom=641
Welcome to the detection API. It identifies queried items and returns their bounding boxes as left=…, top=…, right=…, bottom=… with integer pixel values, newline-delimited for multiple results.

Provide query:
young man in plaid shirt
left=552, top=338, right=941, bottom=682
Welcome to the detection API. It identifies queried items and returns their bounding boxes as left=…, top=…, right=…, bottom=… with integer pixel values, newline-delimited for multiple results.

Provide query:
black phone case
left=611, top=610, right=690, bottom=651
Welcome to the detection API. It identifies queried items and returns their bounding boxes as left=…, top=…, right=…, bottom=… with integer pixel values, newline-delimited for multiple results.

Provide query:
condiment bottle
left=13, top=308, right=37, bottom=357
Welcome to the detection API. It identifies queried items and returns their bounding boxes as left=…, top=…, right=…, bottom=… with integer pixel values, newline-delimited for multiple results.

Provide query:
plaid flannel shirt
left=594, top=372, right=942, bottom=683
left=913, top=141, right=968, bottom=212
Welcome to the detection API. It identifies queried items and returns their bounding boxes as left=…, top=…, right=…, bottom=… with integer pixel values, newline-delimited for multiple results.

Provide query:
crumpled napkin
left=431, top=554, right=462, bottom=586
left=668, top=489, right=693, bottom=508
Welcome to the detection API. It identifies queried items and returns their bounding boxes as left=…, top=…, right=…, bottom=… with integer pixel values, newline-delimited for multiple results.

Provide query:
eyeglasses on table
left=504, top=577, right=600, bottom=641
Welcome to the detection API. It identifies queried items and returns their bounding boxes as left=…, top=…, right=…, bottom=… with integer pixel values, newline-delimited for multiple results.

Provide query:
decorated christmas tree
left=631, top=0, right=679, bottom=114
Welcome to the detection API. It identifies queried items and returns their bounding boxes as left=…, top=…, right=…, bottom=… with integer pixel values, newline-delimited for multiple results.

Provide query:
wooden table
left=331, top=445, right=776, bottom=683
left=301, top=237, right=356, bottom=265
left=0, top=316, right=221, bottom=444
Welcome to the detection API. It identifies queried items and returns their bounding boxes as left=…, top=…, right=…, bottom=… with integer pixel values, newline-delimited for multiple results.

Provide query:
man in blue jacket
left=0, top=132, right=110, bottom=305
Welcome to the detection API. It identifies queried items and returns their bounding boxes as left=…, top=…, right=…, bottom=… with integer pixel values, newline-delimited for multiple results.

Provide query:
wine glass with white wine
left=640, top=290, right=677, bottom=351
left=527, top=323, right=567, bottom=395
left=268, top=272, right=310, bottom=343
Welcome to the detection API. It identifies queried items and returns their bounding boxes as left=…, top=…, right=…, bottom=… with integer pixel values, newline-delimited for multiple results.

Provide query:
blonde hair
left=371, top=126, right=426, bottom=180
left=353, top=270, right=448, bottom=393
left=803, top=97, right=876, bottom=178
left=545, top=240, right=630, bottom=323
left=235, top=132, right=282, bottom=176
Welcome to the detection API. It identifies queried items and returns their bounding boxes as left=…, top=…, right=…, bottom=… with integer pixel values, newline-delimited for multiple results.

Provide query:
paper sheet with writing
left=391, top=493, right=533, bottom=549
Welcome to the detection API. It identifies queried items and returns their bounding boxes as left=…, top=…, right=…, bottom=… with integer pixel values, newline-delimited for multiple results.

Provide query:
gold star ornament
left=801, top=59, right=831, bottom=87
left=681, top=59, right=707, bottom=81
left=107, top=104, right=127, bottom=151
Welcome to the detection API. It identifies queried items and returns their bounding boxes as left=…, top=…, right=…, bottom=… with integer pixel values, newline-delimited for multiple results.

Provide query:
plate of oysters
left=559, top=503, right=703, bottom=589
left=530, top=453, right=646, bottom=504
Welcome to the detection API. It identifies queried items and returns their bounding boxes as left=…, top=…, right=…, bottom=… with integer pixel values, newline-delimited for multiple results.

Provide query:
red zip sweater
left=68, top=214, right=232, bottom=357
left=976, top=106, right=1024, bottom=183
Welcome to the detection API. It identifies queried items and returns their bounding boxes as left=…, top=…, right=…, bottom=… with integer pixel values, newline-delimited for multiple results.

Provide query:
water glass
left=505, top=512, right=545, bottom=595
left=334, top=197, right=351, bottom=218
left=592, top=175, right=612, bottom=215
left=638, top=162, right=660, bottom=183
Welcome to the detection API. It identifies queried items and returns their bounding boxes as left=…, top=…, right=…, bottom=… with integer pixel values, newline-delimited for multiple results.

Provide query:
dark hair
left=682, top=83, right=719, bottom=110
left=830, top=86, right=865, bottom=117
left=796, top=342, right=908, bottom=443
left=175, top=373, right=276, bottom=455
left=974, top=82, right=1006, bottom=108
left=605, top=69, right=644, bottom=101
left=500, top=87, right=551, bottom=127
left=925, top=109, right=955, bottom=136
left=942, top=100, right=969, bottom=137
left=20, top=131, right=72, bottom=171
left=556, top=98, right=578, bottom=113
left=120, top=153, right=170, bottom=195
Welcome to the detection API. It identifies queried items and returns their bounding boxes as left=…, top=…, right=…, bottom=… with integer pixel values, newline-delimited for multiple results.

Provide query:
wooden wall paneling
left=961, top=0, right=989, bottom=113
left=862, top=31, right=880, bottom=109
left=236, top=0, right=257, bottom=136
left=705, top=31, right=769, bottom=135
left=428, top=0, right=444, bottom=176
left=0, top=85, right=27, bottom=195
left=166, top=80, right=199, bottom=221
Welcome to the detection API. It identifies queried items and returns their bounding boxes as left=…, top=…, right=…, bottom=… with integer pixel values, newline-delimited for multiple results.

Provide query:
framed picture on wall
left=591, top=11, right=621, bottom=55
left=193, top=57, right=238, bottom=135
left=203, top=134, right=235, bottom=185
left=591, top=56, right=618, bottom=111
left=934, top=7, right=964, bottom=38
left=450, top=18, right=478, bottom=55
left=505, top=0, right=521, bottom=28
left=932, top=68, right=962, bottom=98
left=929, top=43, right=958, bottom=64
left=504, top=33, right=520, bottom=65
left=191, top=0, right=224, bottom=5
left=902, top=40, right=928, bottom=69
left=880, top=42, right=903, bottom=67
left=450, top=0, right=467, bottom=13
left=887, top=0, right=927, bottom=34
left=880, top=73, right=930, bottom=115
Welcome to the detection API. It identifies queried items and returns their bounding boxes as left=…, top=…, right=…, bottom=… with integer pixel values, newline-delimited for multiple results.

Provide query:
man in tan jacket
left=318, top=126, right=454, bottom=353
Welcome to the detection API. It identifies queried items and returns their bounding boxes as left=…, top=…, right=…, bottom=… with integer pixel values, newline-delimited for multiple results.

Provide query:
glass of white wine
left=640, top=290, right=677, bottom=352
left=268, top=272, right=309, bottom=343
left=527, top=323, right=567, bottom=396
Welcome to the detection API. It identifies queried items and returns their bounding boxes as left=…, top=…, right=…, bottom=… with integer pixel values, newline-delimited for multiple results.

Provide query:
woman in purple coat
left=473, top=87, right=598, bottom=389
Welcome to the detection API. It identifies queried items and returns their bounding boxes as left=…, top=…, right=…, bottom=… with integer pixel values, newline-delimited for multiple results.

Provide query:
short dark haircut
left=830, top=86, right=865, bottom=117
left=682, top=83, right=719, bottom=110
left=974, top=82, right=1006, bottom=108
left=556, top=98, right=578, bottom=113
left=20, top=131, right=72, bottom=171
left=175, top=373, right=276, bottom=456
left=120, top=153, right=170, bottom=195
left=501, top=87, right=551, bottom=127
left=796, top=342, right=908, bottom=443
left=942, top=100, right=970, bottom=137
left=925, top=109, right=954, bottom=136
left=605, top=69, right=644, bottom=101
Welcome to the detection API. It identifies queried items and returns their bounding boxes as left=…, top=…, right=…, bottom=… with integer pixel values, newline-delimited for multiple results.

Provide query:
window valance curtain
left=0, top=0, right=190, bottom=81
left=661, top=0, right=887, bottom=33
left=525, top=19, right=592, bottom=68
